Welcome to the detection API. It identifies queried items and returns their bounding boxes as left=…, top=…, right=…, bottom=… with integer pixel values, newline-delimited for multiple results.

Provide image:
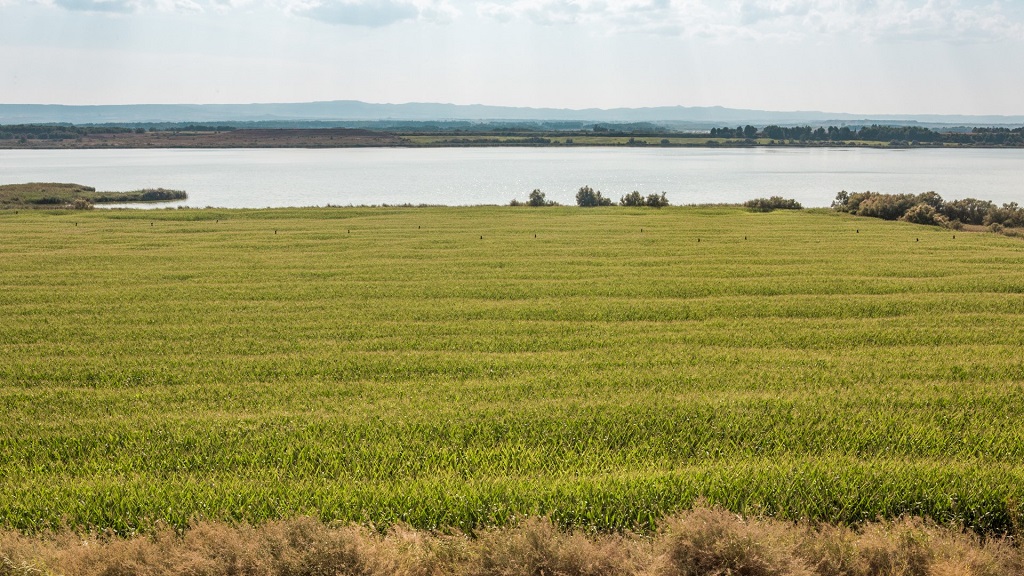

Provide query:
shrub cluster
left=511, top=188, right=670, bottom=208
left=833, top=190, right=1024, bottom=229
left=620, top=191, right=669, bottom=207
left=743, top=197, right=803, bottom=212
left=509, top=189, right=559, bottom=206
left=575, top=185, right=613, bottom=207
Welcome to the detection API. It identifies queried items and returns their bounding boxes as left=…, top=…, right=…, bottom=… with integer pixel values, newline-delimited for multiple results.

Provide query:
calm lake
left=1, top=147, right=1022, bottom=208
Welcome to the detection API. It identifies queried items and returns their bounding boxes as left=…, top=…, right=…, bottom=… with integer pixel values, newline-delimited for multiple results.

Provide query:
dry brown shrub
left=2, top=509, right=1023, bottom=576
left=793, top=523, right=861, bottom=576
left=650, top=506, right=813, bottom=576
left=470, top=517, right=644, bottom=576
left=864, top=518, right=1023, bottom=576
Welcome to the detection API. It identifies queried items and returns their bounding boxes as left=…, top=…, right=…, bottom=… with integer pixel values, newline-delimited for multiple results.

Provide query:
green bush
left=743, top=197, right=802, bottom=212
left=138, top=188, right=187, bottom=202
left=940, top=198, right=994, bottom=225
left=29, top=196, right=63, bottom=205
left=835, top=191, right=1024, bottom=231
left=855, top=193, right=918, bottom=220
left=646, top=193, right=670, bottom=208
left=527, top=189, right=558, bottom=207
left=512, top=190, right=559, bottom=207
left=576, top=186, right=612, bottom=207
left=900, top=203, right=946, bottom=226
left=620, top=191, right=644, bottom=207
left=983, top=202, right=1024, bottom=228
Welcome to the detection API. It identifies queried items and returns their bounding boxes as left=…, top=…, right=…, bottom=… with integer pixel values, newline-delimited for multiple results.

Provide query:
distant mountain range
left=1, top=100, right=1022, bottom=128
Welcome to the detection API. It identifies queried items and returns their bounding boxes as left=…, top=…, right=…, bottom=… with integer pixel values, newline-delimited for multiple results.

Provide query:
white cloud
left=19, top=0, right=459, bottom=21
left=855, top=0, right=1024, bottom=42
left=418, top=0, right=458, bottom=23
left=286, top=0, right=459, bottom=26
left=295, top=0, right=419, bottom=26
left=738, top=0, right=813, bottom=25
left=49, top=0, right=140, bottom=12
left=13, top=0, right=1024, bottom=39
left=474, top=0, right=1024, bottom=42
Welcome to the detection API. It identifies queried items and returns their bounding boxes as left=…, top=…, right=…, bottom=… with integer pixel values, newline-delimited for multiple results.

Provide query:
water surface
left=1, top=147, right=1021, bottom=208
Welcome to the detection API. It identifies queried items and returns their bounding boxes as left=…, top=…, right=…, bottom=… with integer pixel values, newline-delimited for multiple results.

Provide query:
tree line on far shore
left=710, top=125, right=1024, bottom=146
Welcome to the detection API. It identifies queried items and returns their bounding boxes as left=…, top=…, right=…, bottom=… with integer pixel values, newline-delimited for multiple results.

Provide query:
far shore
left=3, top=127, right=1021, bottom=150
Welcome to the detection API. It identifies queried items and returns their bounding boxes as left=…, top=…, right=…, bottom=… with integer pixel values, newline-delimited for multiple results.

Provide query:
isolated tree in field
left=576, top=186, right=611, bottom=207
left=620, top=191, right=644, bottom=206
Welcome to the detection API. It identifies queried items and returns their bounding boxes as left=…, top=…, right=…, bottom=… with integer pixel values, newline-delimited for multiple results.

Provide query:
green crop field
left=2, top=206, right=1023, bottom=536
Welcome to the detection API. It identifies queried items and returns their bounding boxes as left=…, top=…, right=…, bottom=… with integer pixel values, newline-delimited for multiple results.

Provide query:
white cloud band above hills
left=15, top=0, right=1024, bottom=43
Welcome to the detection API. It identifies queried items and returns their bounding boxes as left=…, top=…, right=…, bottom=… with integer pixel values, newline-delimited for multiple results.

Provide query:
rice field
left=1, top=206, right=1023, bottom=535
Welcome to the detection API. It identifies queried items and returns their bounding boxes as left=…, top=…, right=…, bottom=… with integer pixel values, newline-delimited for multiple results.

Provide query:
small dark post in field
left=744, top=236, right=747, bottom=240
left=916, top=238, right=919, bottom=242
left=697, top=238, right=700, bottom=243
left=857, top=229, right=859, bottom=233
left=418, top=225, right=421, bottom=229
left=953, top=235, right=956, bottom=239
left=275, top=230, right=278, bottom=235
left=151, top=222, right=153, bottom=226
left=216, top=219, right=219, bottom=223
left=480, top=235, right=483, bottom=240
left=75, top=222, right=78, bottom=227
left=534, top=234, right=537, bottom=238
left=641, top=228, right=643, bottom=233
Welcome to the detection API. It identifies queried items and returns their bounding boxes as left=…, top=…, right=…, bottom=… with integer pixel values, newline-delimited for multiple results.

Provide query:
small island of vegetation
left=0, top=182, right=187, bottom=210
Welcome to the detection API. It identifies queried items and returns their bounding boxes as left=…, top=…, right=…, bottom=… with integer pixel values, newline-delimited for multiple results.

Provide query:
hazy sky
left=2, top=0, right=1022, bottom=114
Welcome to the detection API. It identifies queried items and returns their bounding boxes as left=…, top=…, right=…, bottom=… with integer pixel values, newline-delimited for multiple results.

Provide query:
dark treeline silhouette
left=0, top=124, right=237, bottom=140
left=711, top=124, right=1024, bottom=145
left=6, top=121, right=1023, bottom=146
left=0, top=124, right=137, bottom=140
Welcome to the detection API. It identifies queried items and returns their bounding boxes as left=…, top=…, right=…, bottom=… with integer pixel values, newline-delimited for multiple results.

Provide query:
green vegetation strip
left=1, top=206, right=1023, bottom=535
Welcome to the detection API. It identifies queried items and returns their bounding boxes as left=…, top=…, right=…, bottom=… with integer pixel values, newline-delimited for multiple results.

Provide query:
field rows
left=1, top=206, right=1023, bottom=534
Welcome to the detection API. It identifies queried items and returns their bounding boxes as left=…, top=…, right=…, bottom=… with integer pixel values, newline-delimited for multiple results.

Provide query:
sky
left=1, top=0, right=1023, bottom=115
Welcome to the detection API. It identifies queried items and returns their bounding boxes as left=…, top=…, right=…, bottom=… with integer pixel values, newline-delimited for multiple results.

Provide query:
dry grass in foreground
left=2, top=506, right=1021, bottom=576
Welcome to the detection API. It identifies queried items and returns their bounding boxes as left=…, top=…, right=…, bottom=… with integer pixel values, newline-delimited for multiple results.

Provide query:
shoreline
left=3, top=128, right=1023, bottom=150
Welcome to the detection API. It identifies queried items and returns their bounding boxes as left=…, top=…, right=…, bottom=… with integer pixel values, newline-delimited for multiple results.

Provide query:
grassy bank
left=1, top=206, right=1023, bottom=535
